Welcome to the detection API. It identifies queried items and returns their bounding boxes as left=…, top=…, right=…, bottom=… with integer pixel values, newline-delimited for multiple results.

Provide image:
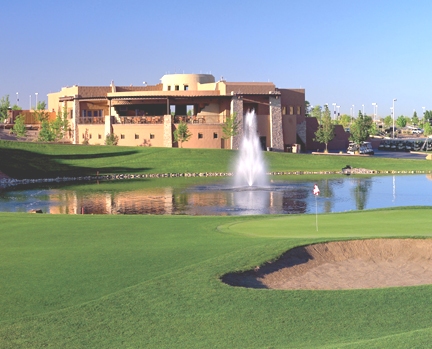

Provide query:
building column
left=72, top=97, right=80, bottom=144
left=230, top=93, right=243, bottom=150
left=104, top=115, right=113, bottom=137
left=163, top=114, right=173, bottom=147
left=269, top=93, right=283, bottom=151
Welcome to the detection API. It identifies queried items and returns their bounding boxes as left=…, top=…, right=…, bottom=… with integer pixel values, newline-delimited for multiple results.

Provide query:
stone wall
left=230, top=94, right=243, bottom=150
left=269, top=95, right=283, bottom=151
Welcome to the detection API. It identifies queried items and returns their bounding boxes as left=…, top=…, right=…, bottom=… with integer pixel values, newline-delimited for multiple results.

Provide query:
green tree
left=311, top=105, right=322, bottom=122
left=0, top=95, right=11, bottom=122
left=396, top=115, right=407, bottom=128
left=51, top=107, right=69, bottom=141
left=423, top=122, right=432, bottom=137
left=313, top=105, right=334, bottom=152
left=412, top=111, right=419, bottom=126
left=11, top=114, right=27, bottom=138
left=222, top=113, right=240, bottom=149
left=384, top=115, right=392, bottom=128
left=174, top=121, right=192, bottom=148
left=338, top=114, right=352, bottom=129
left=424, top=110, right=432, bottom=122
left=305, top=101, right=311, bottom=117
left=349, top=111, right=373, bottom=146
left=105, top=133, right=119, bottom=145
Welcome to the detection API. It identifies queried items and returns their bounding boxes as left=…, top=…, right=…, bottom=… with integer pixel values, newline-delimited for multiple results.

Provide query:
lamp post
left=332, top=103, right=336, bottom=120
left=423, top=106, right=426, bottom=120
left=16, top=92, right=19, bottom=106
left=372, top=103, right=376, bottom=122
left=35, top=93, right=38, bottom=109
left=392, top=98, right=397, bottom=139
left=336, top=105, right=340, bottom=121
left=362, top=104, right=365, bottom=115
left=29, top=95, right=32, bottom=110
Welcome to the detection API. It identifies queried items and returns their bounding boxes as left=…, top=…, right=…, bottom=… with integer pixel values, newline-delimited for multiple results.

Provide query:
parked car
left=347, top=142, right=374, bottom=155
left=412, top=128, right=423, bottom=134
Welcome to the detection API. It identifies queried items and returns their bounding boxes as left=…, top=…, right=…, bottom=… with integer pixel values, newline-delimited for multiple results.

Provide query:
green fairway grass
left=1, top=140, right=431, bottom=179
left=2, top=209, right=432, bottom=348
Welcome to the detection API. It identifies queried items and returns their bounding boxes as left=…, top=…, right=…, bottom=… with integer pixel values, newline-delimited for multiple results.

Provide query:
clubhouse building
left=48, top=73, right=306, bottom=151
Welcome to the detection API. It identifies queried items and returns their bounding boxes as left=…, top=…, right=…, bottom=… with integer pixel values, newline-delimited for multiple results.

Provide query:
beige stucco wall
left=176, top=124, right=224, bottom=149
left=160, top=74, right=215, bottom=91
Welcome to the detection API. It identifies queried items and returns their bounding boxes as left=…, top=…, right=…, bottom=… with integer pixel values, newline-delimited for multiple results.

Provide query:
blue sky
left=1, top=0, right=431, bottom=118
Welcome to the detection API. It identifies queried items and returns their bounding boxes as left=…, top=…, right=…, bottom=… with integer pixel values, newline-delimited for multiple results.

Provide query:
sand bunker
left=222, top=239, right=432, bottom=290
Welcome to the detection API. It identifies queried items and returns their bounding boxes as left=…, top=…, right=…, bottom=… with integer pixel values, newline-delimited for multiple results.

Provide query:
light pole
left=16, top=92, right=19, bottom=106
left=362, top=104, right=364, bottom=115
left=35, top=93, right=38, bottom=109
left=392, top=98, right=397, bottom=139
left=423, top=106, right=426, bottom=120
left=372, top=103, right=376, bottom=122
left=29, top=95, right=32, bottom=110
left=332, top=103, right=336, bottom=120
left=336, top=105, right=340, bottom=121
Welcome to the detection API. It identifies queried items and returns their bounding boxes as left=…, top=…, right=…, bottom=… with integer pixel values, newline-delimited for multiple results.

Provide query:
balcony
left=119, top=116, right=163, bottom=124
left=78, top=117, right=104, bottom=124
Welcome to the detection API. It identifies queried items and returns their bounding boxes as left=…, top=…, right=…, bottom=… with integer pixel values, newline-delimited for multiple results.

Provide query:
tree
left=396, top=115, right=407, bottom=128
left=174, top=121, right=192, bottom=148
left=314, top=105, right=334, bottom=152
left=305, top=100, right=311, bottom=117
left=383, top=115, right=392, bottom=128
left=423, top=122, right=432, bottom=137
left=105, top=133, right=119, bottom=145
left=349, top=111, right=373, bottom=146
left=412, top=111, right=419, bottom=126
left=11, top=114, right=27, bottom=138
left=310, top=105, right=322, bottom=122
left=51, top=107, right=69, bottom=141
left=424, top=110, right=432, bottom=123
left=338, top=114, right=352, bottom=129
left=0, top=95, right=11, bottom=122
left=222, top=113, right=240, bottom=149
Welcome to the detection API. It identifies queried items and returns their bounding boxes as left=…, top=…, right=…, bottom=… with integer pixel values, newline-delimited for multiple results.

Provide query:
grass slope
left=1, top=140, right=431, bottom=179
left=1, top=209, right=432, bottom=348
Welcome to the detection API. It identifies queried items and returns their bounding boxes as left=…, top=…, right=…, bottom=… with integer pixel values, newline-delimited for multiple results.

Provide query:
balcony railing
left=78, top=117, right=104, bottom=124
left=119, top=116, right=163, bottom=124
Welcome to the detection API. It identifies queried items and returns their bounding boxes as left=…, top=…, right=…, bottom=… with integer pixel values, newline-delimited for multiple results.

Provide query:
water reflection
left=0, top=174, right=431, bottom=215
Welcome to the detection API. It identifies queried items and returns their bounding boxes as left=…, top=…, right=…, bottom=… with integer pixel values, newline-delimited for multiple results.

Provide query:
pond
left=0, top=174, right=431, bottom=215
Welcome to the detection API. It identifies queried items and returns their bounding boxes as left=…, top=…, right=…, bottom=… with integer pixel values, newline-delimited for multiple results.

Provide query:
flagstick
left=315, top=195, right=318, bottom=231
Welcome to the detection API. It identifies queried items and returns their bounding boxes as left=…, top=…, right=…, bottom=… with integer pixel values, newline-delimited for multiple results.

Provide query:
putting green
left=218, top=208, right=432, bottom=239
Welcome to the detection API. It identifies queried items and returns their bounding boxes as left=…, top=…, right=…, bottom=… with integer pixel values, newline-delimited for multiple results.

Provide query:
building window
left=198, top=133, right=203, bottom=139
left=175, top=85, right=179, bottom=91
left=135, top=134, right=139, bottom=139
left=168, top=86, right=171, bottom=91
left=89, top=134, right=92, bottom=139
left=121, top=134, right=125, bottom=139
left=98, top=134, right=102, bottom=139
left=282, top=106, right=287, bottom=115
left=297, top=106, right=301, bottom=114
left=184, top=85, right=189, bottom=90
left=150, top=133, right=155, bottom=139
left=289, top=106, right=294, bottom=115
left=213, top=132, right=218, bottom=139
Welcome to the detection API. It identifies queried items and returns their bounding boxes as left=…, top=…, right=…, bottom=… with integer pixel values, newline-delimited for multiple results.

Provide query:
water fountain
left=233, top=110, right=268, bottom=187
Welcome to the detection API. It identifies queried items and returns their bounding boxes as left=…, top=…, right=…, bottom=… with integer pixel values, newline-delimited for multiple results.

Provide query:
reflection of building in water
left=47, top=188, right=175, bottom=215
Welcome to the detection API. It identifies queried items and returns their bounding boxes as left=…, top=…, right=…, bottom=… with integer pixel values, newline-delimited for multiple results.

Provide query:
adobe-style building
left=48, top=73, right=306, bottom=151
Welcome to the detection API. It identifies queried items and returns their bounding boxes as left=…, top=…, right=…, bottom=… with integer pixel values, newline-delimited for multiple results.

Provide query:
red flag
left=313, top=184, right=320, bottom=196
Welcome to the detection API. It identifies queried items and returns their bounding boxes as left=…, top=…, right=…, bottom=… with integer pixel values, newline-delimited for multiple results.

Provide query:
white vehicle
left=412, top=128, right=423, bottom=134
left=347, top=142, right=374, bottom=155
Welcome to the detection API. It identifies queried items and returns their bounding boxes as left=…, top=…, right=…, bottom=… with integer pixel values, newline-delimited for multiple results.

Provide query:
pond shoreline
left=1, top=169, right=431, bottom=189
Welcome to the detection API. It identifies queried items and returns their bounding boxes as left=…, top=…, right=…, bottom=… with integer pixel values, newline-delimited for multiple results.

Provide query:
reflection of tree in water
left=319, top=179, right=334, bottom=213
left=351, top=178, right=372, bottom=210
left=281, top=187, right=308, bottom=214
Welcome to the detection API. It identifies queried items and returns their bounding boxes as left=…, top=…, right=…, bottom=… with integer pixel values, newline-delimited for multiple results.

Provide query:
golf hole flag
left=313, top=184, right=320, bottom=196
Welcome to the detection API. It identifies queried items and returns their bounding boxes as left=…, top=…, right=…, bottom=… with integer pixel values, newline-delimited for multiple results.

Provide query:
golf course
left=1, top=140, right=432, bottom=348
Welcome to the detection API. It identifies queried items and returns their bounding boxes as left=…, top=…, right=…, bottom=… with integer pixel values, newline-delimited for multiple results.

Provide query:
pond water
left=1, top=174, right=431, bottom=215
